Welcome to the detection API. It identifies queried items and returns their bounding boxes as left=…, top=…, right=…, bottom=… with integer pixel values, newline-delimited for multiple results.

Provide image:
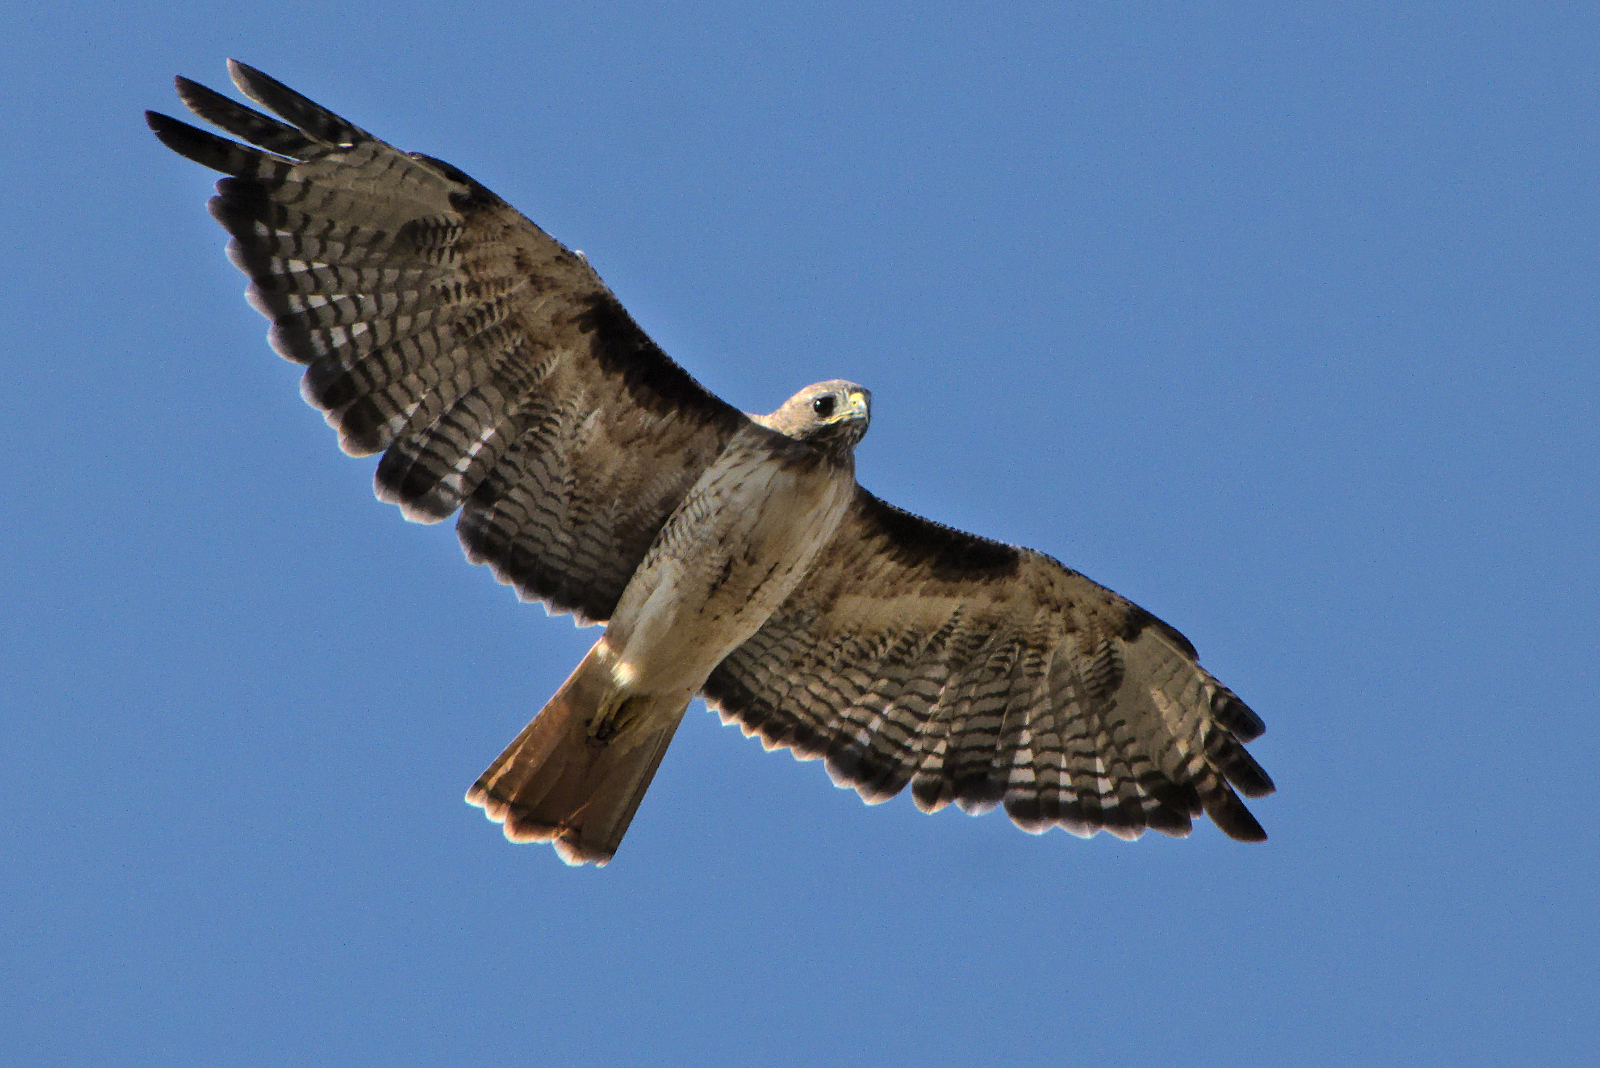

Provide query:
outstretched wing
left=703, top=488, right=1274, bottom=841
left=148, top=62, right=747, bottom=624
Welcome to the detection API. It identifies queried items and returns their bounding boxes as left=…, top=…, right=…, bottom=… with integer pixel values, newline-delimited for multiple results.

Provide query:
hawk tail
left=465, top=642, right=689, bottom=866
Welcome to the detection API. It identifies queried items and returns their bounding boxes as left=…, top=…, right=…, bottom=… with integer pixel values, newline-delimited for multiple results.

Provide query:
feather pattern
left=148, top=62, right=745, bottom=624
left=151, top=65, right=1272, bottom=858
left=704, top=488, right=1275, bottom=841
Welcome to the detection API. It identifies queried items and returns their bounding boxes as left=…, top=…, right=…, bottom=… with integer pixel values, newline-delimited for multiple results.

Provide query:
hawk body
left=471, top=387, right=864, bottom=861
left=150, top=63, right=1274, bottom=865
left=607, top=401, right=864, bottom=697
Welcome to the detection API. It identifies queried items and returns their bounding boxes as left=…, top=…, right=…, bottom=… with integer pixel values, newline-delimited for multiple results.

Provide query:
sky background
left=3, top=3, right=1596, bottom=1065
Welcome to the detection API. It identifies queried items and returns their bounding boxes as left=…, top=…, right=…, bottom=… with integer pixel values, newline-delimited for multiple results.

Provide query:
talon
left=588, top=693, right=648, bottom=744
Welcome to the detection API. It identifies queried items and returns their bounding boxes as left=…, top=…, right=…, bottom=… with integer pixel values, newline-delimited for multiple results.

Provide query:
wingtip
left=173, top=74, right=235, bottom=125
left=1214, top=799, right=1269, bottom=843
left=227, top=59, right=288, bottom=114
left=226, top=58, right=256, bottom=91
left=1216, top=692, right=1268, bottom=743
left=144, top=109, right=203, bottom=157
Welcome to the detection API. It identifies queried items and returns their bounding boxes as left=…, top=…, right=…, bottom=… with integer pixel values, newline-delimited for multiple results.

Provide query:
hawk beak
left=845, top=390, right=870, bottom=420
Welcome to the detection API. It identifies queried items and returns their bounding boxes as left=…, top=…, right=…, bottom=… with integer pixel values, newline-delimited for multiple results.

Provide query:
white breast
left=603, top=431, right=853, bottom=694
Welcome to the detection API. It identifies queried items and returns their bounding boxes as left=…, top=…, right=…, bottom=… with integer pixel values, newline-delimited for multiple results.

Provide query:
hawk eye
left=812, top=395, right=837, bottom=418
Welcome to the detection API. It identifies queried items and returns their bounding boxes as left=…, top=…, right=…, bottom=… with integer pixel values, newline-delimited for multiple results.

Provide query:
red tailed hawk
left=148, top=62, right=1274, bottom=865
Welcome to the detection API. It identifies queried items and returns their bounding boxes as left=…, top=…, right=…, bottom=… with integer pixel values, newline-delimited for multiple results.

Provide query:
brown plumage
left=149, top=63, right=1273, bottom=865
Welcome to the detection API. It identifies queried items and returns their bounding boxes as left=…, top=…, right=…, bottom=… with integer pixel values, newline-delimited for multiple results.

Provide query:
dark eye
left=811, top=395, right=836, bottom=418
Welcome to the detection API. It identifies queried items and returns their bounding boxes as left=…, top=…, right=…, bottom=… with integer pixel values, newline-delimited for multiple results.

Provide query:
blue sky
left=3, top=3, right=1596, bottom=1065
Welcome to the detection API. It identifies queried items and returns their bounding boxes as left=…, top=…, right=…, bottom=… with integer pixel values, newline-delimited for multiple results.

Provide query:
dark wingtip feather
left=1219, top=743, right=1276, bottom=798
left=1214, top=692, right=1267, bottom=742
left=174, top=75, right=237, bottom=121
left=149, top=109, right=282, bottom=179
left=1144, top=806, right=1195, bottom=837
left=227, top=59, right=368, bottom=147
left=174, top=75, right=316, bottom=158
left=1204, top=788, right=1268, bottom=842
left=146, top=109, right=211, bottom=160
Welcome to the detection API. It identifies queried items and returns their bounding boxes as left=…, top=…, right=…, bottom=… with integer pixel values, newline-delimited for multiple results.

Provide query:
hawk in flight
left=148, top=63, right=1274, bottom=865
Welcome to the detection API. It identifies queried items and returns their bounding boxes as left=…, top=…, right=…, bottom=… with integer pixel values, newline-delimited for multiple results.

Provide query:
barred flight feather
left=150, top=61, right=745, bottom=622
left=704, top=487, right=1274, bottom=843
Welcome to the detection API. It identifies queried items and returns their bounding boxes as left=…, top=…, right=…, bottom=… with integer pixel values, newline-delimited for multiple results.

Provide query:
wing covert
left=703, top=488, right=1274, bottom=841
left=149, top=62, right=747, bottom=624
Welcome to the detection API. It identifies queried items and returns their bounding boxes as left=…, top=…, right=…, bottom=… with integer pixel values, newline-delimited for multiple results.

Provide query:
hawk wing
left=147, top=63, right=746, bottom=624
left=704, top=488, right=1274, bottom=841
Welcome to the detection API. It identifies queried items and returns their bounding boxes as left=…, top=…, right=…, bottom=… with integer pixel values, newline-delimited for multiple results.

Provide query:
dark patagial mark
left=855, top=490, right=1021, bottom=579
left=575, top=295, right=745, bottom=433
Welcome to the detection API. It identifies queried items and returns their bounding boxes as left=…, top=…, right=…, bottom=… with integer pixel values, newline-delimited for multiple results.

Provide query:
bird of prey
left=147, top=62, right=1274, bottom=866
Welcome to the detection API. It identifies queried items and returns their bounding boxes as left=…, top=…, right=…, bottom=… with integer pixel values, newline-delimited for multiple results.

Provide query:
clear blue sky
left=3, top=3, right=1596, bottom=1065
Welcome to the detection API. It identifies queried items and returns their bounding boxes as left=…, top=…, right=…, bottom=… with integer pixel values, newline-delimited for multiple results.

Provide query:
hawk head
left=760, top=380, right=872, bottom=458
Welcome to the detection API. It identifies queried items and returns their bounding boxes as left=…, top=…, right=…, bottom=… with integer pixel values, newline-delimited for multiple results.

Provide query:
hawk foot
left=586, top=692, right=650, bottom=745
